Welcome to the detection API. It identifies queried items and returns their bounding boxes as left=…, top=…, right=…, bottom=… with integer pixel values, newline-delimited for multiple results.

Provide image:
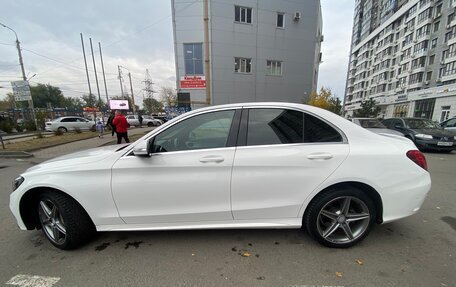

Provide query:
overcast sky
left=0, top=0, right=355, bottom=103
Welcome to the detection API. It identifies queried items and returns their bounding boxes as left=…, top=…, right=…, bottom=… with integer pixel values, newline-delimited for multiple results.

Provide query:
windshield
left=358, top=119, right=386, bottom=128
left=404, top=118, right=441, bottom=129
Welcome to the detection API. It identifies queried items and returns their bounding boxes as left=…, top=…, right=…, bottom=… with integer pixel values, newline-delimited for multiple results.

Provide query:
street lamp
left=0, top=22, right=38, bottom=129
left=118, top=65, right=136, bottom=113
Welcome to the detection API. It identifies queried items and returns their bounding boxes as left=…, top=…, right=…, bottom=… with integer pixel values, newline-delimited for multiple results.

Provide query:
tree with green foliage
left=353, top=98, right=381, bottom=118
left=30, top=84, right=65, bottom=108
left=307, top=87, right=343, bottom=115
left=143, top=97, right=163, bottom=114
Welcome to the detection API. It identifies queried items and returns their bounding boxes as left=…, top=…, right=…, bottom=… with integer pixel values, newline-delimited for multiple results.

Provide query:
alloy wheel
left=316, top=196, right=370, bottom=244
left=38, top=199, right=67, bottom=245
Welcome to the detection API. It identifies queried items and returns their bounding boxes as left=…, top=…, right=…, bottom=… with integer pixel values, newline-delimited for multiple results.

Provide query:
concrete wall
left=172, top=0, right=322, bottom=107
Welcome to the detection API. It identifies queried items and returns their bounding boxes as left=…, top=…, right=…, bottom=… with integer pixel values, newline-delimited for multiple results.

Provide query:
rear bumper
left=381, top=171, right=431, bottom=223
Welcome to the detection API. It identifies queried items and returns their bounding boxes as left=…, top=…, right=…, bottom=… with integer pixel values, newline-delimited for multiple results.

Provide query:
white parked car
left=126, top=115, right=162, bottom=127
left=45, top=116, right=95, bottom=133
left=10, top=103, right=431, bottom=250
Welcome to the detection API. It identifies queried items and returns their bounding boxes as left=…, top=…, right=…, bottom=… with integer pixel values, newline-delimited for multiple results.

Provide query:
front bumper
left=9, top=189, right=28, bottom=230
left=415, top=138, right=455, bottom=151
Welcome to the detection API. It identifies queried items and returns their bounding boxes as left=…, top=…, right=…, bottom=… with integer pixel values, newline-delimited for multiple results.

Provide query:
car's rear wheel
left=304, top=187, right=376, bottom=248
left=37, top=191, right=95, bottom=250
left=57, top=127, right=67, bottom=133
left=147, top=122, right=154, bottom=127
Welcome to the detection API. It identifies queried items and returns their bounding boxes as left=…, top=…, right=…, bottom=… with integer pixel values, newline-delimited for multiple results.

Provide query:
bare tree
left=159, top=87, right=177, bottom=106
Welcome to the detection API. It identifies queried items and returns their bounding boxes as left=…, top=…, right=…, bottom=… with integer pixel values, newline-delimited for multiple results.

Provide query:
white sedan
left=45, top=116, right=95, bottom=133
left=10, top=103, right=431, bottom=250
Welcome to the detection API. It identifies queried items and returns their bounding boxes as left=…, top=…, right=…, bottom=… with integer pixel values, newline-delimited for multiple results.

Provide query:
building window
left=235, top=57, right=252, bottom=73
left=429, top=54, right=435, bottom=65
left=413, top=98, right=435, bottom=119
left=431, top=38, right=437, bottom=48
left=393, top=103, right=409, bottom=117
left=440, top=106, right=451, bottom=122
left=434, top=21, right=440, bottom=32
left=235, top=6, right=252, bottom=24
left=266, top=60, right=282, bottom=76
left=426, top=71, right=432, bottom=81
left=183, top=43, right=203, bottom=75
left=276, top=13, right=285, bottom=28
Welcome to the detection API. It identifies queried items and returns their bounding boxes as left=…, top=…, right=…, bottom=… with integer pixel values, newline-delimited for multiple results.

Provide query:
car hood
left=25, top=144, right=129, bottom=174
left=410, top=128, right=454, bottom=137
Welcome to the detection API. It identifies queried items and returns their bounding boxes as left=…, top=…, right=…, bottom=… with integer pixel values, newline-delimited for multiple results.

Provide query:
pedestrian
left=112, top=110, right=130, bottom=144
left=138, top=114, right=143, bottom=128
left=107, top=111, right=116, bottom=137
left=96, top=118, right=104, bottom=138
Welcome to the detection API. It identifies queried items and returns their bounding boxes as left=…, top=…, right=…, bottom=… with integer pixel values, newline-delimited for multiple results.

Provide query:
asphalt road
left=0, top=151, right=454, bottom=287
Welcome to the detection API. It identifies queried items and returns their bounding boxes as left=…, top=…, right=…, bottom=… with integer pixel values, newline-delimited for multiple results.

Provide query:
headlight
left=415, top=134, right=433, bottom=140
left=12, top=176, right=24, bottom=191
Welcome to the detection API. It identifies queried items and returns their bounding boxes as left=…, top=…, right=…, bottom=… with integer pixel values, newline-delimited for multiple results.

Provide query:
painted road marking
left=6, top=274, right=60, bottom=287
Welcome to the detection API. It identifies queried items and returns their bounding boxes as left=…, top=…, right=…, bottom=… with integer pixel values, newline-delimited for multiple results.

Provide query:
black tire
left=147, top=122, right=154, bottom=127
left=57, top=127, right=67, bottom=133
left=37, top=191, right=95, bottom=250
left=304, top=187, right=376, bottom=248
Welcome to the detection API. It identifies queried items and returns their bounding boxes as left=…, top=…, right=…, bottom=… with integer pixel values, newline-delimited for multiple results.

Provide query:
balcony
left=442, top=52, right=456, bottom=64
left=442, top=72, right=456, bottom=82
left=416, top=17, right=433, bottom=29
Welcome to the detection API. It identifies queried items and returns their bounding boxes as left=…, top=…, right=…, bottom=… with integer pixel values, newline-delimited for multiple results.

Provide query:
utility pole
left=89, top=38, right=101, bottom=106
left=0, top=22, right=37, bottom=129
left=80, top=33, right=92, bottom=96
left=203, top=0, right=211, bottom=105
left=98, top=42, right=109, bottom=105
left=117, top=65, right=124, bottom=97
left=128, top=72, right=136, bottom=113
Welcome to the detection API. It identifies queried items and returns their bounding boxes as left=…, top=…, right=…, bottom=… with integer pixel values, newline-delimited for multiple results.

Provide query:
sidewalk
left=32, top=127, right=154, bottom=161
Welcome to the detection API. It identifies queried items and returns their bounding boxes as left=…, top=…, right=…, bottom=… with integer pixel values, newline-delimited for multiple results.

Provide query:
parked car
left=152, top=115, right=168, bottom=123
left=382, top=117, right=455, bottom=152
left=10, top=103, right=431, bottom=250
left=45, top=117, right=95, bottom=133
left=440, top=117, right=456, bottom=134
left=349, top=118, right=404, bottom=136
left=126, top=115, right=162, bottom=127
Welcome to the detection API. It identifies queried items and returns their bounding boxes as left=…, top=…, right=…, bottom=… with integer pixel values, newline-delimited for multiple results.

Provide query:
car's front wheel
left=304, top=187, right=376, bottom=248
left=37, top=191, right=95, bottom=250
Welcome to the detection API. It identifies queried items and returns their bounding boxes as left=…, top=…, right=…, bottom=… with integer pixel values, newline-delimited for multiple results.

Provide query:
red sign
left=180, top=76, right=206, bottom=89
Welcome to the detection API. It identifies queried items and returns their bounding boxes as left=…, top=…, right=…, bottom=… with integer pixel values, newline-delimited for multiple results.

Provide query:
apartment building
left=171, top=0, right=323, bottom=108
left=345, top=0, right=456, bottom=122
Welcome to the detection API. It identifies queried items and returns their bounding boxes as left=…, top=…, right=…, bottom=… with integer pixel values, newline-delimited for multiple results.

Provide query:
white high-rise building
left=344, top=0, right=456, bottom=122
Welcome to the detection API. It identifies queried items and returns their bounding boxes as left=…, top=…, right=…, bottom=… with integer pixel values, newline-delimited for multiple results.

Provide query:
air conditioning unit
left=294, top=11, right=301, bottom=21
left=447, top=24, right=451, bottom=29
left=396, top=27, right=400, bottom=31
left=413, top=39, right=418, bottom=43
left=435, top=13, right=441, bottom=19
left=436, top=78, right=442, bottom=82
left=411, top=54, right=415, bottom=58
left=440, top=61, right=445, bottom=65
left=425, top=81, right=430, bottom=85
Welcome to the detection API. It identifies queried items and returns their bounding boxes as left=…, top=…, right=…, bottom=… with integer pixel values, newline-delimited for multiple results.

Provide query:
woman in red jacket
left=112, top=110, right=130, bottom=144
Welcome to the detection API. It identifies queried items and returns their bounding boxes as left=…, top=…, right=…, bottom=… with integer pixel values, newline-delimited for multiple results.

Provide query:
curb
left=0, top=151, right=33, bottom=158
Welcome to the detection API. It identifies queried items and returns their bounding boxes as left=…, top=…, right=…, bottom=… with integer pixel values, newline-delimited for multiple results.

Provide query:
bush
left=74, top=127, right=82, bottom=134
left=16, top=125, right=24, bottom=132
left=0, top=119, right=14, bottom=133
left=24, top=120, right=37, bottom=131
left=54, top=129, right=64, bottom=136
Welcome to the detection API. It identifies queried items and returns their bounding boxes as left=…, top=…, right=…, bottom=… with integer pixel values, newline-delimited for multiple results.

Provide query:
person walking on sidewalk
left=96, top=118, right=104, bottom=138
left=112, top=110, right=130, bottom=144
left=138, top=114, right=143, bottom=128
left=107, top=111, right=116, bottom=137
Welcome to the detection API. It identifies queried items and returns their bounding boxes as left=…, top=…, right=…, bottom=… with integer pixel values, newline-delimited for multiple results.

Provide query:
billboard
left=180, top=76, right=206, bottom=89
left=109, top=100, right=129, bottom=110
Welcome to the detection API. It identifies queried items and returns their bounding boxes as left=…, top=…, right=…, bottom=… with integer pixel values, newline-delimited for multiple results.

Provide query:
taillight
left=406, top=150, right=428, bottom=171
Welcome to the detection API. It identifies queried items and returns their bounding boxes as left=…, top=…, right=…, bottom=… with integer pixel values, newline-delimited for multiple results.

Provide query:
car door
left=126, top=115, right=138, bottom=126
left=231, top=108, right=349, bottom=220
left=60, top=117, right=77, bottom=130
left=442, top=118, right=456, bottom=133
left=75, top=117, right=90, bottom=130
left=111, top=109, right=240, bottom=224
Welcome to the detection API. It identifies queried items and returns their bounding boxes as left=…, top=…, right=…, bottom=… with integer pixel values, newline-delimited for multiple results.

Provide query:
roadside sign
left=11, top=80, right=32, bottom=101
left=180, top=76, right=206, bottom=89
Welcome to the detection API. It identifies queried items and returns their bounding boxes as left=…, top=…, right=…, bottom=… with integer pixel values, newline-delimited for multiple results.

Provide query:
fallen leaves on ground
left=335, top=272, right=343, bottom=278
left=355, top=259, right=364, bottom=265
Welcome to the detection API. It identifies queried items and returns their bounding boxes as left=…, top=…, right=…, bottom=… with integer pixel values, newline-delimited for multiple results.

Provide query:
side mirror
left=132, top=139, right=150, bottom=157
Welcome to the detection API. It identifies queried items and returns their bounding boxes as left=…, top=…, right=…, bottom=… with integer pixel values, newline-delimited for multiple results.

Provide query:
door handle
left=199, top=156, right=225, bottom=163
left=306, top=153, right=333, bottom=160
